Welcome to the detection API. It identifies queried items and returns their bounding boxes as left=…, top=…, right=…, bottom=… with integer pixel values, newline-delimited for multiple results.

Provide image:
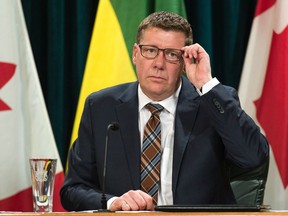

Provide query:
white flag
left=239, top=0, right=288, bottom=210
left=0, top=0, right=65, bottom=211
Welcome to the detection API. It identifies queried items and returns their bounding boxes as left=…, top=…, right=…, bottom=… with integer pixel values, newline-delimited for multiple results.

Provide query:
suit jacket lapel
left=172, top=77, right=200, bottom=196
left=115, top=82, right=141, bottom=189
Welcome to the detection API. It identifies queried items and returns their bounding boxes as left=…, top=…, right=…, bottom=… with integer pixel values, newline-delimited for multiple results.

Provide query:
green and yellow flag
left=70, top=0, right=187, bottom=151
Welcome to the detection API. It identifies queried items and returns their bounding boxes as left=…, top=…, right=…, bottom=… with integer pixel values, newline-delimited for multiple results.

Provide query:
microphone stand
left=97, top=122, right=119, bottom=212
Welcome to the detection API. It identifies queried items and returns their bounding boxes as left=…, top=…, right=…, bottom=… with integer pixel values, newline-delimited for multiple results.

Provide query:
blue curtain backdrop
left=21, top=0, right=257, bottom=167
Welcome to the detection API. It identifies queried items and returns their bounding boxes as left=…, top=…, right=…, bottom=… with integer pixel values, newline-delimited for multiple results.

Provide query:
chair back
left=229, top=159, right=269, bottom=205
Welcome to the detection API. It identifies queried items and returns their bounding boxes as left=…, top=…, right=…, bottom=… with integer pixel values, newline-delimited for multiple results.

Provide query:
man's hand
left=181, top=43, right=212, bottom=89
left=109, top=190, right=154, bottom=211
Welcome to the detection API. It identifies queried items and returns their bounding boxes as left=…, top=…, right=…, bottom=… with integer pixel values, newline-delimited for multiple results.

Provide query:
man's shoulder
left=87, top=81, right=138, bottom=101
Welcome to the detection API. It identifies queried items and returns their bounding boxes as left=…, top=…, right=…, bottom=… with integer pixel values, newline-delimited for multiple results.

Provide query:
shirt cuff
left=196, top=77, right=220, bottom=95
left=107, top=196, right=118, bottom=210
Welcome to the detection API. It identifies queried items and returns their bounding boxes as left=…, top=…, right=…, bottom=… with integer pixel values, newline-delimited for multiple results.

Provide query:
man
left=60, top=11, right=269, bottom=211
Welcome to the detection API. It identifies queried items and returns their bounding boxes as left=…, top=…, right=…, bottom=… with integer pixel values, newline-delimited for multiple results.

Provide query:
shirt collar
left=138, top=81, right=182, bottom=115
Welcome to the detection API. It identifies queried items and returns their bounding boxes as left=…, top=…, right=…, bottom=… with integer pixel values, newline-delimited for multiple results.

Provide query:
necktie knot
left=146, top=103, right=164, bottom=115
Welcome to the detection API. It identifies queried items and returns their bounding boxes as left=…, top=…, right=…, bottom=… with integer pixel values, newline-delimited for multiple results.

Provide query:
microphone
left=99, top=122, right=120, bottom=211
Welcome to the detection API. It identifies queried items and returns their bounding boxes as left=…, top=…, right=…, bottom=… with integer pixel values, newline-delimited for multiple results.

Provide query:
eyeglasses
left=138, top=44, right=183, bottom=63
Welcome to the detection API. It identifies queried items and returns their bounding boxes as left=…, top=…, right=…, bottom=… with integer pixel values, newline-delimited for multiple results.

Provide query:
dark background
left=21, top=0, right=257, bottom=167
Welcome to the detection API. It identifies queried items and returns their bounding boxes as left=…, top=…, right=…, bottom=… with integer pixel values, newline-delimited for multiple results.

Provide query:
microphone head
left=107, top=122, right=120, bottom=131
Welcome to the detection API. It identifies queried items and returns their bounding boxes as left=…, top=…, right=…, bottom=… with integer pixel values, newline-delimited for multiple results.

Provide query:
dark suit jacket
left=60, top=76, right=269, bottom=211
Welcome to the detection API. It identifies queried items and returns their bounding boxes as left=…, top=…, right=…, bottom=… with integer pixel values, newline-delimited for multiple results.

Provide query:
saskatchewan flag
left=70, top=0, right=187, bottom=150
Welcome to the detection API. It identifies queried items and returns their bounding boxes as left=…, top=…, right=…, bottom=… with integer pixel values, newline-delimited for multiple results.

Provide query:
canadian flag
left=0, top=0, right=65, bottom=211
left=239, top=0, right=288, bottom=210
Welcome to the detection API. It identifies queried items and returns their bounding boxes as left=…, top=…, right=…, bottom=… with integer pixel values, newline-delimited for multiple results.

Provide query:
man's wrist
left=107, top=196, right=118, bottom=210
left=197, top=77, right=219, bottom=95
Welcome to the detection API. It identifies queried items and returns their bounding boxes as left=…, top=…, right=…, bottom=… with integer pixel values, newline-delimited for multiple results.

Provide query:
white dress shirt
left=138, top=82, right=181, bottom=205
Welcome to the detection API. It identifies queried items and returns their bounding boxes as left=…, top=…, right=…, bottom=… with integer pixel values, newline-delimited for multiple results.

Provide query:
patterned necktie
left=140, top=103, right=164, bottom=205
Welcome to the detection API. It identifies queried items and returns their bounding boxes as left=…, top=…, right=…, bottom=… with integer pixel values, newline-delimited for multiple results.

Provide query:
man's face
left=133, top=27, right=186, bottom=101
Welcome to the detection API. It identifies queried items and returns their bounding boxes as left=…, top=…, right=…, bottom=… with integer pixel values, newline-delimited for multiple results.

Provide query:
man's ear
left=132, top=43, right=138, bottom=64
left=181, top=61, right=186, bottom=74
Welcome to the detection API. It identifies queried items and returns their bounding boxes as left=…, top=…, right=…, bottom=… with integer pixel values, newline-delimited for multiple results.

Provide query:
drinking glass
left=29, top=158, right=57, bottom=212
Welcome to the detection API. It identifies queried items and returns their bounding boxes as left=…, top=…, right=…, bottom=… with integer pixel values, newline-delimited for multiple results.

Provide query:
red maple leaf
left=0, top=62, right=16, bottom=111
left=254, top=26, right=288, bottom=189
